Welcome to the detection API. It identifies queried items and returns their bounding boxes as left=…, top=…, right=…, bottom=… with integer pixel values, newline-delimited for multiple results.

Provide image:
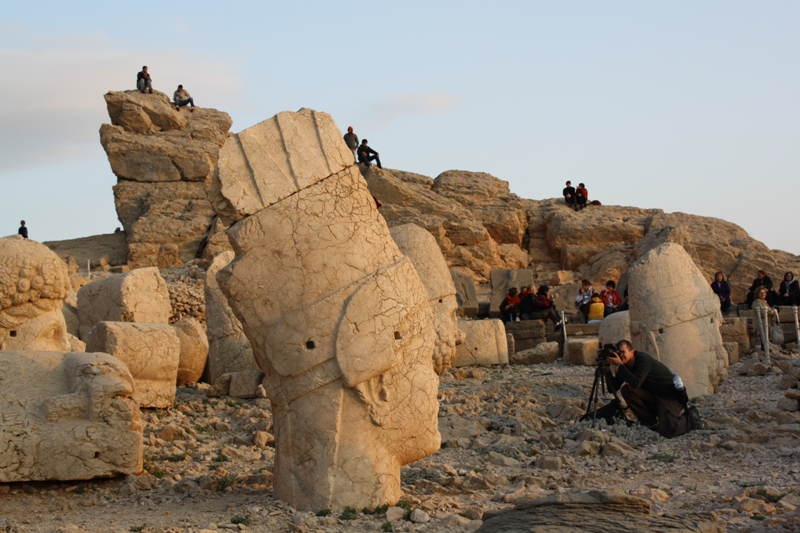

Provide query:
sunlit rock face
left=209, top=108, right=441, bottom=511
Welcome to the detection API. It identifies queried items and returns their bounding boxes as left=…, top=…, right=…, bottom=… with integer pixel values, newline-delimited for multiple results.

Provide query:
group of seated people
left=499, top=285, right=564, bottom=330
left=710, top=270, right=800, bottom=314
left=575, top=279, right=627, bottom=323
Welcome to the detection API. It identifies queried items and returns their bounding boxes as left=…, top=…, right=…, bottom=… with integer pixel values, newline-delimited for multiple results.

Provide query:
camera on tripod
left=596, top=343, right=618, bottom=365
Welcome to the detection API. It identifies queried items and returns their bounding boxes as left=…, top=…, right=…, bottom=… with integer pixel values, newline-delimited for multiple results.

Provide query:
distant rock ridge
left=99, top=90, right=232, bottom=268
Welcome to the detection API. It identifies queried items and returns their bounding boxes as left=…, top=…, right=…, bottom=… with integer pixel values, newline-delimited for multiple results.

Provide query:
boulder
left=212, top=109, right=440, bottom=512
left=511, top=342, right=560, bottom=365
left=390, top=223, right=462, bottom=374
left=229, top=370, right=266, bottom=399
left=504, top=320, right=547, bottom=351
left=719, top=318, right=750, bottom=357
left=0, top=236, right=72, bottom=353
left=489, top=269, right=534, bottom=318
left=628, top=244, right=728, bottom=397
left=204, top=251, right=257, bottom=385
left=450, top=269, right=479, bottom=316
left=85, top=321, right=180, bottom=408
left=0, top=351, right=142, bottom=482
left=454, top=320, right=509, bottom=366
left=598, top=310, right=631, bottom=347
left=173, top=318, right=209, bottom=385
left=568, top=339, right=600, bottom=366
left=723, top=342, right=740, bottom=365
left=77, top=267, right=171, bottom=340
left=100, top=90, right=232, bottom=267
left=44, top=232, right=128, bottom=270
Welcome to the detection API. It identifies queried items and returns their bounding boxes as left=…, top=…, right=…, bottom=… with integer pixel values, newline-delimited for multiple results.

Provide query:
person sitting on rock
left=574, top=279, right=593, bottom=320
left=528, top=285, right=563, bottom=330
left=137, top=66, right=153, bottom=94
left=575, top=183, right=588, bottom=210
left=587, top=295, right=605, bottom=324
left=778, top=272, right=800, bottom=307
left=602, top=340, right=701, bottom=438
left=600, top=280, right=622, bottom=317
left=499, top=287, right=522, bottom=323
left=343, top=126, right=359, bottom=163
left=751, top=286, right=780, bottom=349
left=17, top=220, right=28, bottom=239
left=563, top=181, right=576, bottom=209
left=357, top=139, right=382, bottom=169
left=173, top=85, right=195, bottom=111
left=745, top=270, right=774, bottom=306
left=711, top=272, right=732, bottom=313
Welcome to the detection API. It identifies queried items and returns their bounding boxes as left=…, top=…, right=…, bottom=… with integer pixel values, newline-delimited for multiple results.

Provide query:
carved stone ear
left=354, top=374, right=391, bottom=426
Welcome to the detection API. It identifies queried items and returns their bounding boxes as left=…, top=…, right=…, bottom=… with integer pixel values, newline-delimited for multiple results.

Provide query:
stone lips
left=0, top=350, right=142, bottom=482
left=208, top=108, right=352, bottom=223
left=628, top=243, right=729, bottom=397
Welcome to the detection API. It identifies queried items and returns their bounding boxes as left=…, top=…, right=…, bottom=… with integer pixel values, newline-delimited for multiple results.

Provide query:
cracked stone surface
left=390, top=223, right=463, bottom=374
left=85, top=322, right=180, bottom=408
left=454, top=319, right=509, bottom=367
left=629, top=244, right=729, bottom=397
left=0, top=236, right=73, bottom=352
left=211, top=108, right=440, bottom=511
left=0, top=350, right=142, bottom=482
left=77, top=267, right=171, bottom=341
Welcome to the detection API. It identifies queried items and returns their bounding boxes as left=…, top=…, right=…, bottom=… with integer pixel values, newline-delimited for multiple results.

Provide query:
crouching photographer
left=602, top=340, right=701, bottom=438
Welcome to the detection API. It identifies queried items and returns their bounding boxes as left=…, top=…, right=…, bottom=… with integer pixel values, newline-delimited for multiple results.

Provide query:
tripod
left=581, top=362, right=627, bottom=428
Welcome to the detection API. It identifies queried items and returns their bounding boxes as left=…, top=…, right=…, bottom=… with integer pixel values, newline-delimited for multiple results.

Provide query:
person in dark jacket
left=604, top=340, right=700, bottom=438
left=527, top=285, right=563, bottom=329
left=137, top=66, right=153, bottom=93
left=499, top=287, right=522, bottom=323
left=562, top=181, right=576, bottom=209
left=357, top=139, right=382, bottom=169
left=18, top=220, right=28, bottom=239
left=745, top=270, right=774, bottom=306
left=778, top=272, right=800, bottom=306
left=711, top=272, right=732, bottom=313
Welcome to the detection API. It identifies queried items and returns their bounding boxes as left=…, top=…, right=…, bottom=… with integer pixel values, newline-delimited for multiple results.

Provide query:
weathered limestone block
left=489, top=269, right=534, bottom=318
left=173, top=318, right=209, bottom=385
left=598, top=311, right=631, bottom=347
left=77, top=267, right=171, bottom=340
left=450, top=269, right=478, bottom=316
left=504, top=320, right=547, bottom=352
left=229, top=369, right=266, bottom=399
left=0, top=350, right=143, bottom=482
left=453, top=320, right=509, bottom=366
left=568, top=339, right=600, bottom=366
left=213, top=114, right=440, bottom=512
left=204, top=251, right=257, bottom=385
left=628, top=244, right=728, bottom=397
left=0, top=236, right=72, bottom=352
left=719, top=318, right=750, bottom=358
left=723, top=342, right=740, bottom=365
left=511, top=342, right=560, bottom=365
left=208, top=108, right=352, bottom=224
left=390, top=224, right=462, bottom=374
left=86, top=322, right=180, bottom=408
left=565, top=323, right=601, bottom=337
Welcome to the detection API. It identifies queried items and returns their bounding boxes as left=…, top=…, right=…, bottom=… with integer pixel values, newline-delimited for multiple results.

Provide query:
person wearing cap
left=173, top=85, right=195, bottom=111
left=343, top=126, right=359, bottom=162
left=137, top=66, right=153, bottom=93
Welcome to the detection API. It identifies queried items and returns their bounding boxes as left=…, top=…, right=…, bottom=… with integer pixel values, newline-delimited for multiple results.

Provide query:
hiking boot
left=687, top=405, right=703, bottom=429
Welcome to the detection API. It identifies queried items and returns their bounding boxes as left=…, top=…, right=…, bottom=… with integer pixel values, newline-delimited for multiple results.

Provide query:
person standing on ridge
left=358, top=139, right=382, bottom=169
left=173, top=85, right=195, bottom=111
left=137, top=66, right=153, bottom=93
left=18, top=220, right=28, bottom=239
left=343, top=126, right=359, bottom=162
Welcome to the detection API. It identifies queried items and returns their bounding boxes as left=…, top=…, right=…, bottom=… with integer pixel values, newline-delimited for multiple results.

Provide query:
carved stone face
left=1, top=307, right=70, bottom=352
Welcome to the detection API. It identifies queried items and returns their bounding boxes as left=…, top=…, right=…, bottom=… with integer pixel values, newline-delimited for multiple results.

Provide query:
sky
left=2, top=2, right=799, bottom=254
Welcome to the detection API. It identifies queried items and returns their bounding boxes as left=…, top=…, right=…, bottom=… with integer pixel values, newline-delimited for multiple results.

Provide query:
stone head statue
left=0, top=236, right=71, bottom=351
left=389, top=223, right=463, bottom=373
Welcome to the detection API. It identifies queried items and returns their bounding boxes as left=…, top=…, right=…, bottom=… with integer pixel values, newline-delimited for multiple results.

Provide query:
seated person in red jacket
left=600, top=280, right=622, bottom=317
left=523, top=285, right=563, bottom=329
left=499, top=287, right=522, bottom=323
left=575, top=183, right=588, bottom=210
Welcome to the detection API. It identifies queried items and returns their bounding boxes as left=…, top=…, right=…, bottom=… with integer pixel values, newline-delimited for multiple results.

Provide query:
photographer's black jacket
left=611, top=351, right=674, bottom=397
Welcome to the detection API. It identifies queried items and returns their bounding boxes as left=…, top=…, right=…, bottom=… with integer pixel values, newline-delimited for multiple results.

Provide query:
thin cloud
left=0, top=36, right=241, bottom=172
left=369, top=92, right=459, bottom=128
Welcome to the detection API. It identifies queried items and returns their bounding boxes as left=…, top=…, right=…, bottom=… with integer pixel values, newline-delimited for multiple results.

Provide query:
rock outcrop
left=100, top=90, right=232, bottom=268
left=0, top=350, right=142, bottom=482
left=210, top=109, right=440, bottom=511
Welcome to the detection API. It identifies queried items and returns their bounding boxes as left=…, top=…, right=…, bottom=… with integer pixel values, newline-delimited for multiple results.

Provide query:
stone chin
left=1, top=307, right=70, bottom=352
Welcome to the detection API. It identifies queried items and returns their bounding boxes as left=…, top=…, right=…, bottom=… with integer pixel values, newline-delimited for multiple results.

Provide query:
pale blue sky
left=2, top=2, right=799, bottom=254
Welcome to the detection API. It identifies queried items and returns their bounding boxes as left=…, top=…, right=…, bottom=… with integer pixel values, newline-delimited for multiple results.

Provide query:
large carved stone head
left=0, top=236, right=71, bottom=351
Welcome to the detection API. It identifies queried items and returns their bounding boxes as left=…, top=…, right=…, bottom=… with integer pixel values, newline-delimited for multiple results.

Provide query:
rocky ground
left=1, top=356, right=799, bottom=533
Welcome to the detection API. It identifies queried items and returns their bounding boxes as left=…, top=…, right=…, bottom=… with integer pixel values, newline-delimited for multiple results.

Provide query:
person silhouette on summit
left=563, top=181, right=576, bottom=209
left=358, top=139, right=382, bottom=169
left=18, top=220, right=28, bottom=239
left=173, top=85, right=195, bottom=111
left=343, top=126, right=359, bottom=162
left=137, top=66, right=153, bottom=94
